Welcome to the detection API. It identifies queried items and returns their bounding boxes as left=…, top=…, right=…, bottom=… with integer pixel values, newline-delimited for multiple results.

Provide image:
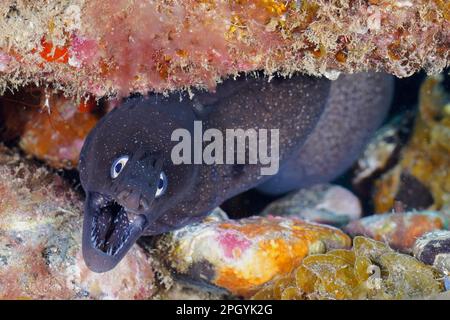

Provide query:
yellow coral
left=252, top=237, right=443, bottom=300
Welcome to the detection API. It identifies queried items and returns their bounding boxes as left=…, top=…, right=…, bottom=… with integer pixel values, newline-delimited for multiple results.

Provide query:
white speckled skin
left=258, top=72, right=394, bottom=195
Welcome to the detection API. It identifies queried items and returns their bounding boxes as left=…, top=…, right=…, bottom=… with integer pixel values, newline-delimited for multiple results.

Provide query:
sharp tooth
left=96, top=237, right=103, bottom=247
left=112, top=245, right=121, bottom=255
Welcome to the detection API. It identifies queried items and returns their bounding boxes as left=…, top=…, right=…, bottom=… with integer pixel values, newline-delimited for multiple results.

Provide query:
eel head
left=78, top=97, right=198, bottom=272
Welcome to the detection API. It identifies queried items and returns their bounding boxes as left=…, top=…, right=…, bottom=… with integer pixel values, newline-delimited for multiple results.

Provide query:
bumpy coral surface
left=0, top=145, right=155, bottom=299
left=252, top=236, right=444, bottom=300
left=155, top=208, right=351, bottom=298
left=0, top=0, right=448, bottom=97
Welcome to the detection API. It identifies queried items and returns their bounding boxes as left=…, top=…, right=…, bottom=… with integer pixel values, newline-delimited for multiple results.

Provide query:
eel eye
left=111, top=155, right=129, bottom=179
left=155, top=171, right=168, bottom=198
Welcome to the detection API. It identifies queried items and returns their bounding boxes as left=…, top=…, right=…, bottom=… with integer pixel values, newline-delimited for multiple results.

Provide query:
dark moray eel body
left=257, top=73, right=394, bottom=194
left=79, top=72, right=393, bottom=272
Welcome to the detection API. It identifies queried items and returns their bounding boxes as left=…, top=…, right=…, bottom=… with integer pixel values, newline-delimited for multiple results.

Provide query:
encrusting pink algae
left=0, top=0, right=448, bottom=97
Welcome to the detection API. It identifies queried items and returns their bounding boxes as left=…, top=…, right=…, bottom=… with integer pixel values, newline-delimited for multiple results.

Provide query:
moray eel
left=79, top=72, right=393, bottom=272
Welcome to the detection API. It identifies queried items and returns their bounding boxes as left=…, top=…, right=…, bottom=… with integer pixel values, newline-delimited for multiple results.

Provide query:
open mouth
left=82, top=192, right=147, bottom=272
left=92, top=197, right=130, bottom=255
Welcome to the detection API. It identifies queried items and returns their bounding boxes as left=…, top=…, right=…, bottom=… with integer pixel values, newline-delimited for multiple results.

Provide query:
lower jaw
left=82, top=221, right=142, bottom=273
left=83, top=193, right=138, bottom=271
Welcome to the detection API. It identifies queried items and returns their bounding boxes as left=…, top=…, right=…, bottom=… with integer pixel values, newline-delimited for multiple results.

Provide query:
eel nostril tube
left=117, top=190, right=131, bottom=203
left=123, top=190, right=141, bottom=211
left=139, top=197, right=150, bottom=211
left=117, top=189, right=141, bottom=212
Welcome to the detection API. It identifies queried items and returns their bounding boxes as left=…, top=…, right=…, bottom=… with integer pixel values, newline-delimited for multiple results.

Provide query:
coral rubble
left=0, top=1, right=448, bottom=97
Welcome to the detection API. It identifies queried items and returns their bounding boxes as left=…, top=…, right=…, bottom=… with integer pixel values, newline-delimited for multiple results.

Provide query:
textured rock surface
left=261, top=184, right=362, bottom=226
left=352, top=112, right=414, bottom=199
left=0, top=1, right=448, bottom=97
left=252, top=236, right=444, bottom=300
left=344, top=210, right=449, bottom=253
left=155, top=208, right=351, bottom=298
left=0, top=145, right=155, bottom=299
left=413, top=230, right=450, bottom=276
